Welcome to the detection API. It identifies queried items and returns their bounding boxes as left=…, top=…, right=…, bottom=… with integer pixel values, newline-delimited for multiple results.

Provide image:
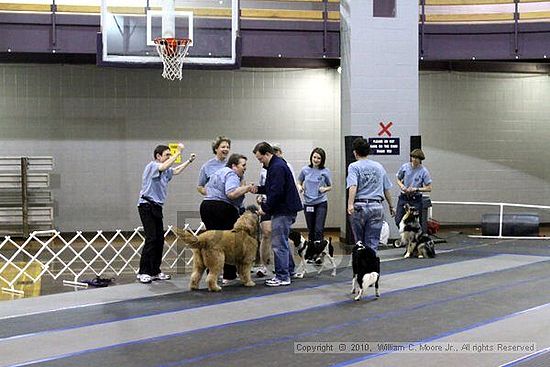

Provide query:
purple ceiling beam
left=1, top=12, right=550, bottom=65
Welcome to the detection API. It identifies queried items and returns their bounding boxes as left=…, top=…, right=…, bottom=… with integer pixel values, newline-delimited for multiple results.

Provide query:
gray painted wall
left=2, top=64, right=550, bottom=232
left=0, top=64, right=341, bottom=232
left=421, top=71, right=550, bottom=224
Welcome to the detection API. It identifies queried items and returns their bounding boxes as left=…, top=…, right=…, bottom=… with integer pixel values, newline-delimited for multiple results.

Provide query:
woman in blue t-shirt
left=297, top=147, right=332, bottom=243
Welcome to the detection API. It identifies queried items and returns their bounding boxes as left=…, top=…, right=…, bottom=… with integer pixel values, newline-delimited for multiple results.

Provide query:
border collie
left=351, top=242, right=380, bottom=301
left=290, top=231, right=337, bottom=277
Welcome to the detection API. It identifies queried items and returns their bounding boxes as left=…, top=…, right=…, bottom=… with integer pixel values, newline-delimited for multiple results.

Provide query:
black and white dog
left=399, top=204, right=436, bottom=259
left=351, top=242, right=380, bottom=301
left=290, top=230, right=337, bottom=277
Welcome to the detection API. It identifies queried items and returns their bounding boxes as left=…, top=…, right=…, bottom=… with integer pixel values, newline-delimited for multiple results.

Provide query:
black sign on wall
left=368, top=137, right=400, bottom=155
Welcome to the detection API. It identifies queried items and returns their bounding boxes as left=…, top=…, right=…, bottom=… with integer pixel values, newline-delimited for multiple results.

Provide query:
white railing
left=430, top=201, right=550, bottom=240
left=0, top=223, right=204, bottom=296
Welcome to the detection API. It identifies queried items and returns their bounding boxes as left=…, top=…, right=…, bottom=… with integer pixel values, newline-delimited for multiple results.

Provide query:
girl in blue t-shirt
left=298, top=147, right=332, bottom=243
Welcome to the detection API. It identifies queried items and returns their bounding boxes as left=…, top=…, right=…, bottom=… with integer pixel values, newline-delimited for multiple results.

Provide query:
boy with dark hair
left=137, top=143, right=196, bottom=284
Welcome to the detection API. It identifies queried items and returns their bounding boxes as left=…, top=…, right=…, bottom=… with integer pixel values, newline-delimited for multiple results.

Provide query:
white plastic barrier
left=430, top=201, right=550, bottom=240
left=0, top=223, right=204, bottom=295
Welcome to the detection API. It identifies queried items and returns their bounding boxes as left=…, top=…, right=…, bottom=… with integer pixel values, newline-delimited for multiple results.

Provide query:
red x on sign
left=378, top=122, right=393, bottom=137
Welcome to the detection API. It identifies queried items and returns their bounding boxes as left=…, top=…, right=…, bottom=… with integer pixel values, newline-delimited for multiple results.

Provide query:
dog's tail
left=175, top=228, right=201, bottom=249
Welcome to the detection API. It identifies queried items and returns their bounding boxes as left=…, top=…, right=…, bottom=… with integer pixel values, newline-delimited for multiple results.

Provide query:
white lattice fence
left=0, top=223, right=204, bottom=295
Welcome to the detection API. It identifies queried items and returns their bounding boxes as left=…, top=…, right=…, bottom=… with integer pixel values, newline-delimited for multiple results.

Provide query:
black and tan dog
left=399, top=204, right=436, bottom=259
left=292, top=231, right=337, bottom=277
left=351, top=242, right=380, bottom=301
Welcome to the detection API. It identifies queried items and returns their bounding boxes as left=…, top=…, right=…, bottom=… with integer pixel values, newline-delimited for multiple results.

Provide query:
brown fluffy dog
left=177, top=210, right=259, bottom=292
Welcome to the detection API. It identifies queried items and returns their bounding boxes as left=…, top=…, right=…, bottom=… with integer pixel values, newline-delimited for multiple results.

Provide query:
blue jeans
left=350, top=202, right=384, bottom=252
left=271, top=214, right=296, bottom=281
left=304, top=201, right=328, bottom=242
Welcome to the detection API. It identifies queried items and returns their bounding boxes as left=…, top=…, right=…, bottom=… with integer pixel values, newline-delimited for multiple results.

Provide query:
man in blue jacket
left=253, top=142, right=303, bottom=286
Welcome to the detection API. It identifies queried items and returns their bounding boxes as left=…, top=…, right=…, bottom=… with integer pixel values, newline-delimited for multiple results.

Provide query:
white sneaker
left=256, top=266, right=268, bottom=278
left=222, top=277, right=239, bottom=286
left=138, top=274, right=152, bottom=284
left=152, top=272, right=171, bottom=281
left=265, top=277, right=291, bottom=287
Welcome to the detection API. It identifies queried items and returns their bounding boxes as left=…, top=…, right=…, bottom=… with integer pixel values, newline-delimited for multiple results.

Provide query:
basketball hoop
left=154, top=37, right=192, bottom=81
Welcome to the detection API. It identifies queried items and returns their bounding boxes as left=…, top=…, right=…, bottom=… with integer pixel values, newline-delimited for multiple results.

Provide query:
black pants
left=304, top=201, right=328, bottom=242
left=200, top=200, right=240, bottom=280
left=138, top=203, right=165, bottom=276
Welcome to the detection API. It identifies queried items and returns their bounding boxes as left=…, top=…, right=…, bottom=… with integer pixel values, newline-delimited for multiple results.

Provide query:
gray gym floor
left=1, top=235, right=549, bottom=367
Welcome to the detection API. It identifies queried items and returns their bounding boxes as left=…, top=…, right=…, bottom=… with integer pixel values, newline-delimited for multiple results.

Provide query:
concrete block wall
left=2, top=64, right=550, bottom=231
left=421, top=71, right=550, bottom=224
left=0, top=64, right=341, bottom=231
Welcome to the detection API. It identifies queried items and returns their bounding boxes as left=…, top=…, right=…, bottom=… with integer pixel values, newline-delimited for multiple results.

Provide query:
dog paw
left=403, top=253, right=410, bottom=258
left=353, top=294, right=361, bottom=301
left=209, top=286, right=222, bottom=292
left=244, top=281, right=256, bottom=287
left=331, top=270, right=337, bottom=277
left=375, top=290, right=380, bottom=298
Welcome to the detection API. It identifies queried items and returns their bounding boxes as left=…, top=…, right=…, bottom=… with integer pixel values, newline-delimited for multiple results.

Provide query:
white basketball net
left=154, top=38, right=192, bottom=81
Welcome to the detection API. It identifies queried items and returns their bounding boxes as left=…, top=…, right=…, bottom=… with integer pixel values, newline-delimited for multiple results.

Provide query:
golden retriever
left=177, top=209, right=259, bottom=292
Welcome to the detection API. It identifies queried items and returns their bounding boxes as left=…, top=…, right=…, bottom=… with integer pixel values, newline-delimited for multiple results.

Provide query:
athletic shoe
left=138, top=274, right=152, bottom=284
left=152, top=272, right=171, bottom=281
left=256, top=266, right=268, bottom=278
left=222, top=277, right=239, bottom=286
left=265, top=277, right=291, bottom=287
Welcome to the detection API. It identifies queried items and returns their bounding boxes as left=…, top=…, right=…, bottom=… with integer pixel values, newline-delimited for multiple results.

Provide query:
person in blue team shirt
left=254, top=142, right=302, bottom=287
left=137, top=143, right=196, bottom=284
left=346, top=138, right=395, bottom=253
left=197, top=136, right=231, bottom=195
left=297, top=147, right=332, bottom=244
left=200, top=153, right=255, bottom=284
left=394, top=148, right=432, bottom=227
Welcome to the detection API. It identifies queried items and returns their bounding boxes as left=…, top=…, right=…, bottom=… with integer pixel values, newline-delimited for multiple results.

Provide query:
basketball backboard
left=99, top=0, right=239, bottom=67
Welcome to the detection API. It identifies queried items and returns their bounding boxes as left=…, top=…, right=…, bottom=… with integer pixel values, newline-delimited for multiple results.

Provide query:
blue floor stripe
left=9, top=266, right=550, bottom=367
left=499, top=347, right=550, bottom=367
left=1, top=254, right=486, bottom=342
left=0, top=254, right=516, bottom=342
left=329, top=302, right=550, bottom=367
left=158, top=277, right=550, bottom=367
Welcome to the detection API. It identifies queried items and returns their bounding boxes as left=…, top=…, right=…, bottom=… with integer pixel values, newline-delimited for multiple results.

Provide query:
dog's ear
left=233, top=211, right=257, bottom=236
left=176, top=229, right=200, bottom=248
